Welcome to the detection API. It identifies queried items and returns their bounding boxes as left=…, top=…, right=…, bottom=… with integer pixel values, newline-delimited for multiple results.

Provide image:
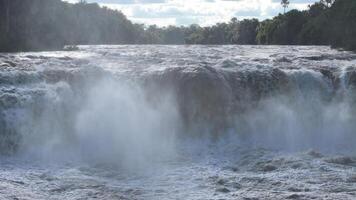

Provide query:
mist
left=4, top=75, right=180, bottom=172
left=1, top=45, right=356, bottom=199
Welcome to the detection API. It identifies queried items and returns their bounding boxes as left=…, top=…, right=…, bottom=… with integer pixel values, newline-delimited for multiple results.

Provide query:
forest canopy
left=0, top=0, right=355, bottom=52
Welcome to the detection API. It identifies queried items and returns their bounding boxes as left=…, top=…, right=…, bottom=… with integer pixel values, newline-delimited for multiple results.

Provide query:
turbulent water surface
left=1, top=45, right=356, bottom=199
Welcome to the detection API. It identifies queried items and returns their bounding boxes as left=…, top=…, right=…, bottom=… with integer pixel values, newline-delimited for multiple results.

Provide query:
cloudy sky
left=64, top=0, right=319, bottom=26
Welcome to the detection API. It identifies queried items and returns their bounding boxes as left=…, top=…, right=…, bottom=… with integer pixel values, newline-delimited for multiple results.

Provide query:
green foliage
left=234, top=19, right=259, bottom=44
left=257, top=0, right=356, bottom=51
left=298, top=12, right=329, bottom=45
left=0, top=0, right=355, bottom=51
left=327, top=0, right=356, bottom=50
left=0, top=0, right=263, bottom=50
left=0, top=0, right=139, bottom=52
left=183, top=19, right=259, bottom=45
left=257, top=10, right=308, bottom=45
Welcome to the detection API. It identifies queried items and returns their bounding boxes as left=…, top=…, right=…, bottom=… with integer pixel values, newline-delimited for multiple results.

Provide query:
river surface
left=1, top=45, right=356, bottom=199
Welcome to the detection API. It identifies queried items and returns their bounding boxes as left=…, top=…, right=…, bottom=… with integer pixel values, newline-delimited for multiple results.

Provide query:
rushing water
left=1, top=45, right=356, bottom=199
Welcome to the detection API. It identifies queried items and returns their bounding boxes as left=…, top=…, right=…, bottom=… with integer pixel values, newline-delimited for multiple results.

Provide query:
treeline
left=257, top=0, right=356, bottom=51
left=143, top=18, right=259, bottom=45
left=0, top=0, right=144, bottom=51
left=0, top=0, right=355, bottom=52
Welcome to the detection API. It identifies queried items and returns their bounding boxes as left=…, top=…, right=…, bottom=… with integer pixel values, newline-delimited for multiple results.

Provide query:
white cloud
left=64, top=0, right=319, bottom=26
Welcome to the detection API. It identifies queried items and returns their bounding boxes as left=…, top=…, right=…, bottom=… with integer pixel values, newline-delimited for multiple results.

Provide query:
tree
left=321, top=0, right=334, bottom=7
left=235, top=19, right=259, bottom=44
left=4, top=0, right=10, bottom=33
left=256, top=9, right=308, bottom=45
left=281, top=0, right=290, bottom=14
left=1, top=0, right=355, bottom=52
left=326, top=0, right=356, bottom=50
left=308, top=2, right=327, bottom=17
left=0, top=0, right=142, bottom=52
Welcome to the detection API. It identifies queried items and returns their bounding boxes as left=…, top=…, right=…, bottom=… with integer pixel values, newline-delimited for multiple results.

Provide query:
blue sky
left=64, top=0, right=320, bottom=26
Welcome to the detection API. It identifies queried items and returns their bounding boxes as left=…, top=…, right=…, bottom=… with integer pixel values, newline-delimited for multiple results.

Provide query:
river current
left=0, top=45, right=356, bottom=199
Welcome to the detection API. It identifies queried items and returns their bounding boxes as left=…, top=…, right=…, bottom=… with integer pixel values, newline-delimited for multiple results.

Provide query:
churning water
left=0, top=45, right=356, bottom=199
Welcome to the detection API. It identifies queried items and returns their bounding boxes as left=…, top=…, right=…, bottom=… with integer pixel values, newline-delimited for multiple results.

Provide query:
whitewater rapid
left=0, top=45, right=356, bottom=199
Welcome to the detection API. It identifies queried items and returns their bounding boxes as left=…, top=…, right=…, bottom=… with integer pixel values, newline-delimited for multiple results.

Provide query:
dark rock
left=216, top=178, right=227, bottom=185
left=63, top=45, right=79, bottom=51
left=275, top=57, right=292, bottom=63
left=325, top=156, right=355, bottom=166
left=287, top=194, right=303, bottom=199
left=232, top=182, right=242, bottom=189
left=299, top=55, right=327, bottom=61
left=216, top=187, right=230, bottom=193
left=288, top=187, right=302, bottom=192
left=261, top=164, right=277, bottom=172
left=291, top=163, right=303, bottom=169
left=307, top=150, right=323, bottom=158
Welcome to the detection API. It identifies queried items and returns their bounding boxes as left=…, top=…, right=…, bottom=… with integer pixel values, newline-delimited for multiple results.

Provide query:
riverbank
left=0, top=0, right=355, bottom=52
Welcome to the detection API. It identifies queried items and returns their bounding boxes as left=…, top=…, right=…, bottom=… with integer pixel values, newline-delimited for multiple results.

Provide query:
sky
left=64, top=0, right=320, bottom=27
